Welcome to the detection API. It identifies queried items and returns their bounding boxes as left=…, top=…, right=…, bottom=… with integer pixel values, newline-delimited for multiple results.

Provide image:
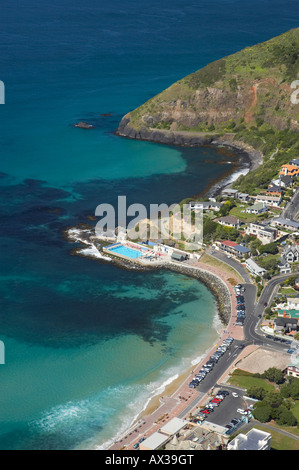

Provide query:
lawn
left=229, top=204, right=257, bottom=222
left=254, top=425, right=299, bottom=450
left=228, top=369, right=276, bottom=392
left=200, top=254, right=244, bottom=283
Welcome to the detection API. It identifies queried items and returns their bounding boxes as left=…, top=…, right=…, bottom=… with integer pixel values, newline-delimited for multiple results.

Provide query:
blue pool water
left=0, top=0, right=298, bottom=451
left=108, top=244, right=147, bottom=259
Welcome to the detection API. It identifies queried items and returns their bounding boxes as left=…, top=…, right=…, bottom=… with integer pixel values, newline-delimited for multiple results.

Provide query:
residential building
left=189, top=201, right=223, bottom=212
left=246, top=222, right=278, bottom=244
left=287, top=297, right=299, bottom=310
left=233, top=244, right=251, bottom=257
left=245, top=258, right=266, bottom=277
left=272, top=218, right=299, bottom=232
left=274, top=317, right=298, bottom=334
left=277, top=256, right=292, bottom=274
left=227, top=428, right=271, bottom=451
left=217, top=240, right=239, bottom=255
left=255, top=194, right=282, bottom=207
left=277, top=309, right=299, bottom=318
left=290, top=159, right=299, bottom=169
left=287, top=366, right=299, bottom=378
left=279, top=175, right=294, bottom=188
left=279, top=164, right=299, bottom=177
left=216, top=215, right=242, bottom=229
left=267, top=185, right=283, bottom=197
left=246, top=202, right=268, bottom=215
left=221, top=188, right=239, bottom=198
left=238, top=193, right=249, bottom=202
left=283, top=244, right=299, bottom=263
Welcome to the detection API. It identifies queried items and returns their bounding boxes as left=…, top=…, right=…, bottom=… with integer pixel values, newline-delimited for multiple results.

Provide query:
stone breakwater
left=164, top=263, right=231, bottom=326
left=66, top=225, right=232, bottom=327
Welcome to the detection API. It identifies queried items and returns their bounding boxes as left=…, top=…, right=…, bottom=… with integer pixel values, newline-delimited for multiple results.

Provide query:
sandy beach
left=107, top=256, right=247, bottom=450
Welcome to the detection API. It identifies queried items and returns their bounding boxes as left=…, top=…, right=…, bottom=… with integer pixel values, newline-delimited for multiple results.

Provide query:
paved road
left=207, top=249, right=251, bottom=283
left=281, top=188, right=299, bottom=221
left=244, top=273, right=299, bottom=350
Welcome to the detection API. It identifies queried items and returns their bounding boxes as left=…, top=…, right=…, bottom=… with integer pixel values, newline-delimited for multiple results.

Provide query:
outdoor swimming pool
left=107, top=244, right=147, bottom=259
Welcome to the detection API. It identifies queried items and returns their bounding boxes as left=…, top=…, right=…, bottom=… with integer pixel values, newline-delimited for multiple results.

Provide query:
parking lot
left=195, top=386, right=255, bottom=433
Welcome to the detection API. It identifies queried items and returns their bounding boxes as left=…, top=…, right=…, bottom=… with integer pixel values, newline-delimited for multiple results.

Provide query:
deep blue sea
left=0, top=0, right=298, bottom=450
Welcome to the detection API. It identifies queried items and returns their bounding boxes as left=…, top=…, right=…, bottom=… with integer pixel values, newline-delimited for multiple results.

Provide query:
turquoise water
left=0, top=0, right=298, bottom=450
left=108, top=244, right=147, bottom=259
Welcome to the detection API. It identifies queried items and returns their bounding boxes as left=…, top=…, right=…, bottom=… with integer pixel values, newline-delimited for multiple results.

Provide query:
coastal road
left=244, top=273, right=299, bottom=350
left=207, top=249, right=251, bottom=284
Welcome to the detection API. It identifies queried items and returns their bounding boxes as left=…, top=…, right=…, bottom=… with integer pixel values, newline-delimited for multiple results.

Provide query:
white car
left=232, top=392, right=238, bottom=398
left=237, top=408, right=245, bottom=414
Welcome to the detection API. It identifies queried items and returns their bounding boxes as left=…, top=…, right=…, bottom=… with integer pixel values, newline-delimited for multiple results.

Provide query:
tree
left=262, top=367, right=284, bottom=384
left=247, top=386, right=267, bottom=401
left=259, top=242, right=278, bottom=255
left=276, top=407, right=297, bottom=426
left=252, top=403, right=272, bottom=423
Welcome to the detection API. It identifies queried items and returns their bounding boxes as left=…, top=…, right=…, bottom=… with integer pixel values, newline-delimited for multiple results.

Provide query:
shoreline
left=65, top=128, right=260, bottom=450
left=116, top=119, right=264, bottom=196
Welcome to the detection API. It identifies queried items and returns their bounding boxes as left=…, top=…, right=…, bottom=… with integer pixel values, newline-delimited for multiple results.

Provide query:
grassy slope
left=128, top=29, right=299, bottom=193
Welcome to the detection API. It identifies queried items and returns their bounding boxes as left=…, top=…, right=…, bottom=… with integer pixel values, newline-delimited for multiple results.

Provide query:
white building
left=287, top=297, right=299, bottom=310
left=227, top=428, right=271, bottom=450
left=246, top=202, right=268, bottom=215
left=189, top=201, right=223, bottom=212
left=245, top=258, right=266, bottom=277
left=246, top=222, right=278, bottom=245
left=255, top=194, right=282, bottom=207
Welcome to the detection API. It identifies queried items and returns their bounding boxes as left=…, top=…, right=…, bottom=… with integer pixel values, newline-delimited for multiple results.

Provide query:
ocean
left=0, top=0, right=298, bottom=450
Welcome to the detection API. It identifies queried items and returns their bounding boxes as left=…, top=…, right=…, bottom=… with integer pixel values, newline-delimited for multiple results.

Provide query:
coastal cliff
left=117, top=28, right=299, bottom=193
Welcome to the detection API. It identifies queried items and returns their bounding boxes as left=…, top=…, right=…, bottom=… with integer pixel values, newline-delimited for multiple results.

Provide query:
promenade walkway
left=108, top=258, right=248, bottom=450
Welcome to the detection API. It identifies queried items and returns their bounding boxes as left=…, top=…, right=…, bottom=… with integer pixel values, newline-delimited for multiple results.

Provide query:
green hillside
left=119, top=29, right=299, bottom=192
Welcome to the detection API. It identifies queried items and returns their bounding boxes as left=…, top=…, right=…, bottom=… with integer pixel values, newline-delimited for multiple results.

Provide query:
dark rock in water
left=74, top=121, right=94, bottom=129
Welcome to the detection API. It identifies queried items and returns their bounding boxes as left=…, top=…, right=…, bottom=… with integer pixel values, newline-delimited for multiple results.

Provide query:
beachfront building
left=245, top=258, right=266, bottom=277
left=246, top=222, right=278, bottom=245
left=140, top=418, right=188, bottom=451
left=227, top=428, right=271, bottom=451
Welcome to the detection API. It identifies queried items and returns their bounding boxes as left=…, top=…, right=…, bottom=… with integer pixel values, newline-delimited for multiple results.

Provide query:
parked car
left=232, top=392, right=238, bottom=398
left=218, top=390, right=229, bottom=396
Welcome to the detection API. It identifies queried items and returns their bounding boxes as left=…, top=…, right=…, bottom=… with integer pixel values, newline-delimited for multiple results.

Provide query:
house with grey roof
left=272, top=218, right=299, bottom=232
left=216, top=215, right=242, bottom=229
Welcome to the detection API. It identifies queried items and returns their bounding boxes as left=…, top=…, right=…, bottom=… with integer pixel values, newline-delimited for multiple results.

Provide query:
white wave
left=78, top=245, right=111, bottom=261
